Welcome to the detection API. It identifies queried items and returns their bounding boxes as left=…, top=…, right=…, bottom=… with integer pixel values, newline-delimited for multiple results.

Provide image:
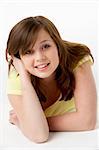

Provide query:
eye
left=42, top=44, right=51, bottom=50
left=25, top=50, right=34, bottom=55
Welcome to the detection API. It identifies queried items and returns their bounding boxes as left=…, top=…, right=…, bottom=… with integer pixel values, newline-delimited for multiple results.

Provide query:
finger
left=9, top=118, right=15, bottom=125
left=9, top=122, right=15, bottom=125
left=9, top=110, right=15, bottom=115
left=11, top=55, right=14, bottom=60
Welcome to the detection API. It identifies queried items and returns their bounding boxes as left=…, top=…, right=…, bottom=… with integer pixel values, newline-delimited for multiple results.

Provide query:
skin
left=8, top=29, right=97, bottom=143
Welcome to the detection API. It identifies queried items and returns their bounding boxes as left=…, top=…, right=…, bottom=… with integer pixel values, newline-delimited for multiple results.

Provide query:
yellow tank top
left=6, top=55, right=93, bottom=117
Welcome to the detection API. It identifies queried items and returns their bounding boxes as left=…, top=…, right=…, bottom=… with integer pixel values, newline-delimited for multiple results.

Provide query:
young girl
left=6, top=16, right=97, bottom=143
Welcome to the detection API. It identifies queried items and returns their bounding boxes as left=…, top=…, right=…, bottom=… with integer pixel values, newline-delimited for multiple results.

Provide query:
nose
left=35, top=51, right=46, bottom=62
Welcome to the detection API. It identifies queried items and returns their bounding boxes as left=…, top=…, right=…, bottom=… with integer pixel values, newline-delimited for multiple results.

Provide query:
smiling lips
left=35, top=63, right=50, bottom=71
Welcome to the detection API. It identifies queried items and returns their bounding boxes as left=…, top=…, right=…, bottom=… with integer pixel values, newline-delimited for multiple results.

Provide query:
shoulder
left=74, top=55, right=94, bottom=72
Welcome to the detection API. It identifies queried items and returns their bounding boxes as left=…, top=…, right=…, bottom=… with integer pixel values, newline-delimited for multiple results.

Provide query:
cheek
left=52, top=49, right=59, bottom=63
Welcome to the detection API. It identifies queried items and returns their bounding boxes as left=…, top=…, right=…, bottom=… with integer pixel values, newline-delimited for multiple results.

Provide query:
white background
left=0, top=0, right=99, bottom=149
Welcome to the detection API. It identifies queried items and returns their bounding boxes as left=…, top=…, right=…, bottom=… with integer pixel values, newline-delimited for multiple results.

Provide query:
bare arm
left=47, top=62, right=97, bottom=131
left=8, top=57, right=49, bottom=143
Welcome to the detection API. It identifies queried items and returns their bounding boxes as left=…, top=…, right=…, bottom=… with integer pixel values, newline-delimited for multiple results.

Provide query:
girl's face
left=20, top=29, right=59, bottom=79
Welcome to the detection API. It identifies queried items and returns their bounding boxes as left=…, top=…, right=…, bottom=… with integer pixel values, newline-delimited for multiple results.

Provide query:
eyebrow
left=30, top=40, right=52, bottom=51
left=40, top=40, right=52, bottom=44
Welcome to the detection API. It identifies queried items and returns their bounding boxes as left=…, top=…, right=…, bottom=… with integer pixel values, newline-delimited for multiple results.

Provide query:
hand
left=12, top=56, right=26, bottom=74
left=12, top=56, right=30, bottom=79
left=9, top=110, right=20, bottom=128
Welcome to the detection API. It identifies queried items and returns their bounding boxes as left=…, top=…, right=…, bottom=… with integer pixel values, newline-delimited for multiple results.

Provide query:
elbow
left=33, top=131, right=49, bottom=143
left=82, top=123, right=96, bottom=131
left=25, top=130, right=49, bottom=143
left=85, top=120, right=96, bottom=131
left=21, top=122, right=49, bottom=143
left=76, top=111, right=97, bottom=131
left=79, top=117, right=96, bottom=131
left=33, top=134, right=49, bottom=143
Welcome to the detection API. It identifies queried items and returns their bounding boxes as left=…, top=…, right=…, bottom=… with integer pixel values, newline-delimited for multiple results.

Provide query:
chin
left=36, top=72, right=54, bottom=79
left=37, top=74, right=52, bottom=79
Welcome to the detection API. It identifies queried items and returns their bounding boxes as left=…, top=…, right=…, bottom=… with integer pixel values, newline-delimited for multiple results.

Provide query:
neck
left=39, top=73, right=56, bottom=85
left=39, top=76, right=59, bottom=95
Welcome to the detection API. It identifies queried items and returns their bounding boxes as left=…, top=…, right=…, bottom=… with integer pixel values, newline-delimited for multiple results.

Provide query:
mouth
left=34, top=63, right=50, bottom=71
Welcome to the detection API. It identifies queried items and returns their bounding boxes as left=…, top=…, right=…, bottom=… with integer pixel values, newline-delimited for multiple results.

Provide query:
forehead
left=35, top=29, right=52, bottom=44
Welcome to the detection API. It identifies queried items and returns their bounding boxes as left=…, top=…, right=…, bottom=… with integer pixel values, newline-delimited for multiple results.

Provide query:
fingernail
left=10, top=122, right=15, bottom=125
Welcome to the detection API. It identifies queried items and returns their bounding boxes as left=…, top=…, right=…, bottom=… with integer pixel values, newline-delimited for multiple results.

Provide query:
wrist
left=20, top=72, right=31, bottom=83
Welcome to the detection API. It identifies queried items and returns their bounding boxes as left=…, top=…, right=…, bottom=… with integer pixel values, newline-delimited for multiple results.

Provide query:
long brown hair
left=6, top=16, right=93, bottom=101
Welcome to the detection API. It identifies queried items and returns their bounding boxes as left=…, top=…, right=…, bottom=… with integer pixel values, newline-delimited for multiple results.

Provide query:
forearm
left=17, top=76, right=49, bottom=142
left=47, top=111, right=96, bottom=131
